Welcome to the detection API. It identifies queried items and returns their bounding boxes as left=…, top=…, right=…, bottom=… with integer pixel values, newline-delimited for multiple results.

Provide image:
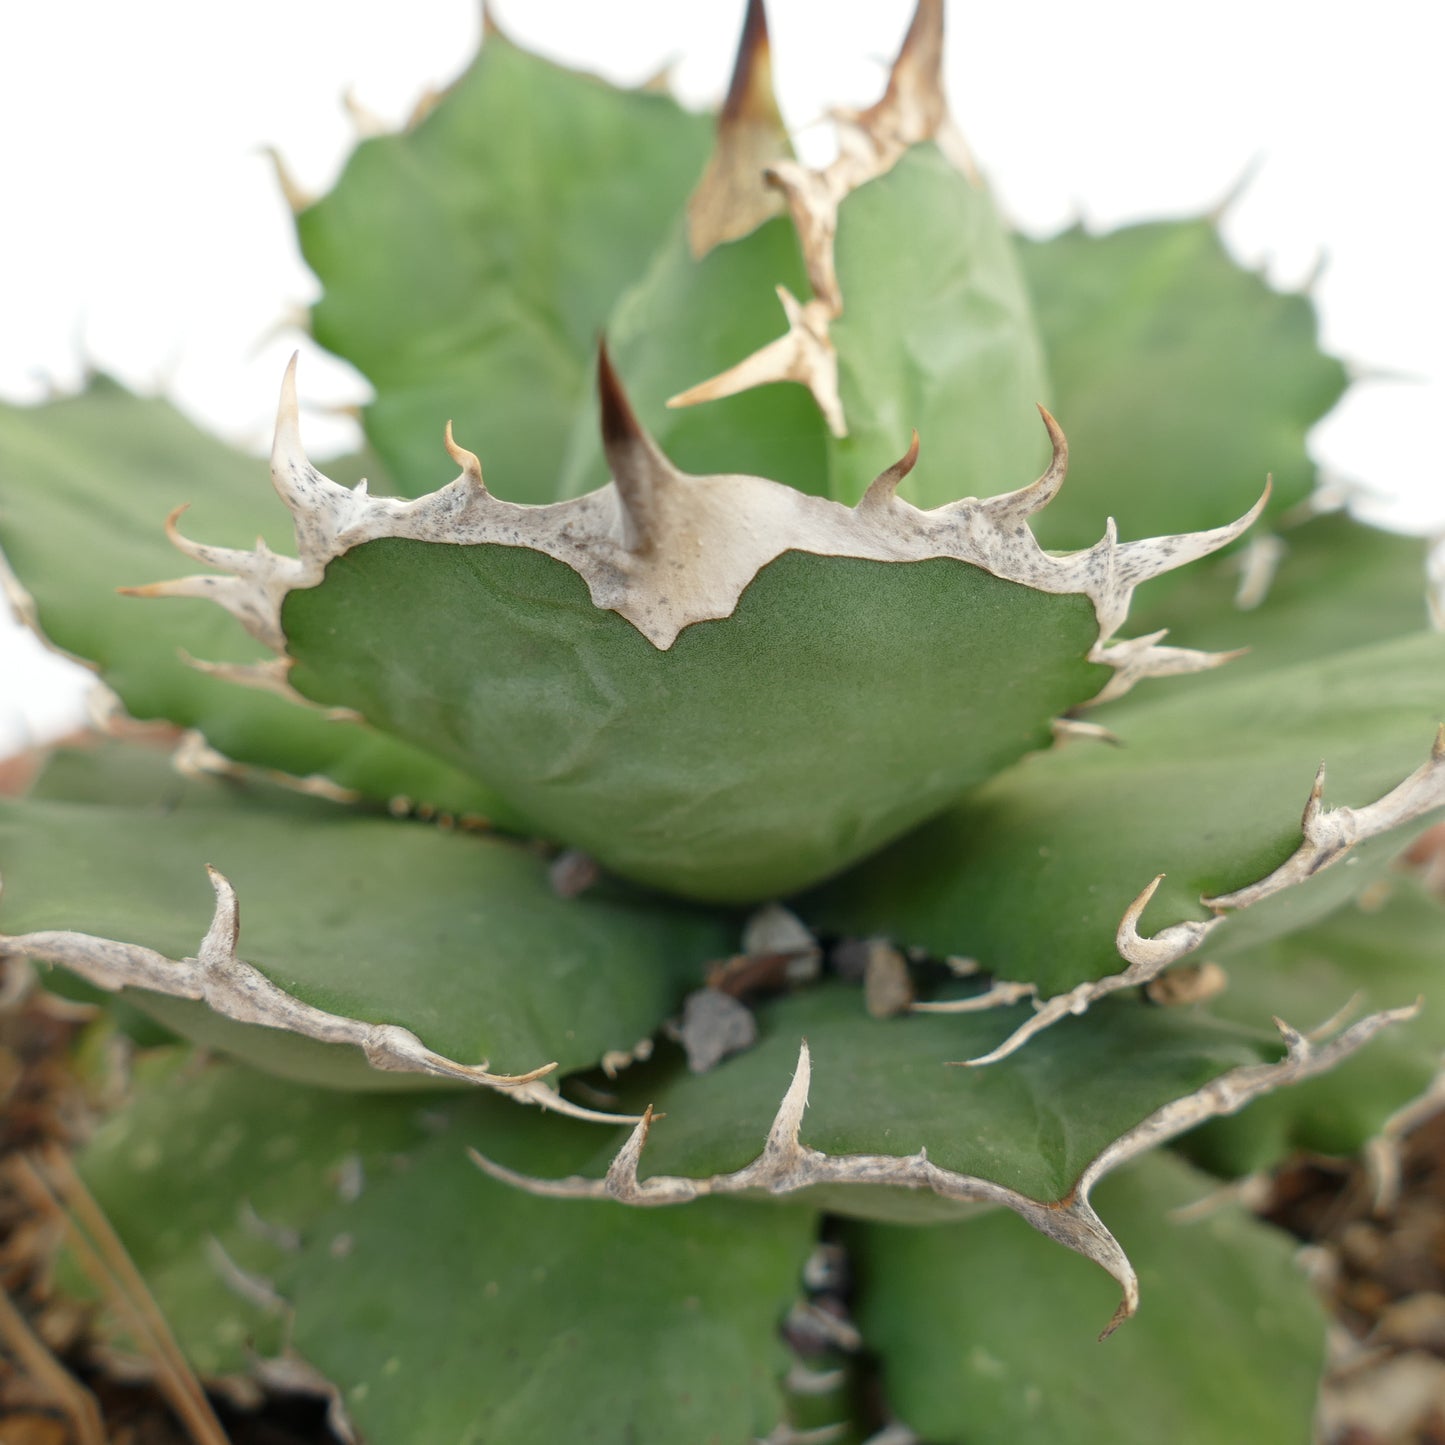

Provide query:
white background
left=1, top=0, right=1440, bottom=751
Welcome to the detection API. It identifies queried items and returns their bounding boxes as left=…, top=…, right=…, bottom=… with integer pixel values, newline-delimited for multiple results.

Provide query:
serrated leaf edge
left=686, top=0, right=791, bottom=259
left=0, top=863, right=643, bottom=1123
left=0, top=519, right=378, bottom=810
left=171, top=729, right=360, bottom=805
left=136, top=356, right=1263, bottom=719
left=958, top=727, right=1445, bottom=1065
left=471, top=1004, right=1415, bottom=1335
left=669, top=0, right=972, bottom=434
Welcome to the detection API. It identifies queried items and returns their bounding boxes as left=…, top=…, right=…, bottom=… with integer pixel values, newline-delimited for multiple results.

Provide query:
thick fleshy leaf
left=117, top=343, right=1269, bottom=905
left=0, top=744, right=730, bottom=1091
left=826, top=146, right=1049, bottom=508
left=70, top=1052, right=426, bottom=1375
left=474, top=983, right=1405, bottom=1328
left=803, top=633, right=1445, bottom=1050
left=1020, top=218, right=1348, bottom=550
left=585, top=990, right=1271, bottom=1210
left=298, top=34, right=711, bottom=501
left=76, top=1052, right=818, bottom=1442
left=0, top=380, right=519, bottom=822
left=847, top=1153, right=1326, bottom=1445
left=283, top=1112, right=813, bottom=1444
left=1182, top=880, right=1445, bottom=1177
left=563, top=147, right=1048, bottom=512
left=284, top=541, right=1106, bottom=901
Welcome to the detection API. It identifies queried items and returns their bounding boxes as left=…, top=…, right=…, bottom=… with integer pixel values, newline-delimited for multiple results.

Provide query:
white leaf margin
left=0, top=864, right=638, bottom=1125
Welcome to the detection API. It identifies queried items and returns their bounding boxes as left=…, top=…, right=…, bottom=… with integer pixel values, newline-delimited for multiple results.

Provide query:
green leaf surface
left=848, top=1153, right=1325, bottom=1445
left=556, top=214, right=829, bottom=499
left=0, top=380, right=520, bottom=823
left=562, top=147, right=1049, bottom=511
left=283, top=539, right=1106, bottom=902
left=804, top=633, right=1445, bottom=999
left=829, top=147, right=1049, bottom=508
left=540, top=985, right=1284, bottom=1224
left=78, top=1052, right=817, bottom=1443
left=298, top=36, right=711, bottom=502
left=1021, top=219, right=1347, bottom=550
left=0, top=744, right=730, bottom=1086
left=1183, top=880, right=1445, bottom=1177
left=72, top=1052, right=428, bottom=1375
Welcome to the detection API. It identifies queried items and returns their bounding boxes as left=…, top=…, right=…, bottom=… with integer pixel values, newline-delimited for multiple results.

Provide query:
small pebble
left=863, top=941, right=914, bottom=1019
left=679, top=988, right=758, bottom=1073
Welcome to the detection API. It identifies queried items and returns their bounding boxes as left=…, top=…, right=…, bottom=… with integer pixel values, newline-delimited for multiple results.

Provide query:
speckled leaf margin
left=139, top=352, right=1262, bottom=678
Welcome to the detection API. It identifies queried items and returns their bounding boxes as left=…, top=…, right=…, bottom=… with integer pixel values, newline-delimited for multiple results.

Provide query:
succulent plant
left=2, top=3, right=1443, bottom=1441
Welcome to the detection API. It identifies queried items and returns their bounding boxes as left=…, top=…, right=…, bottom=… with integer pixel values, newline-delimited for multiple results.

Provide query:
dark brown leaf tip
left=721, top=0, right=777, bottom=128
left=889, top=0, right=946, bottom=100
left=595, top=340, right=679, bottom=553
left=596, top=339, right=644, bottom=454
left=687, top=0, right=791, bottom=257
left=847, top=0, right=954, bottom=166
left=892, top=429, right=922, bottom=481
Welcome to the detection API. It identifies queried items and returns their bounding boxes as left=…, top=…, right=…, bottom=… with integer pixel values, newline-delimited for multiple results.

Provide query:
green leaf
left=0, top=744, right=731, bottom=1089
left=562, top=147, right=1049, bottom=512
left=283, top=540, right=1106, bottom=902
left=847, top=1153, right=1326, bottom=1445
left=476, top=982, right=1401, bottom=1326
left=284, top=1116, right=812, bottom=1444
left=803, top=633, right=1445, bottom=1024
left=71, top=1052, right=428, bottom=1375
left=585, top=987, right=1275, bottom=1214
left=828, top=147, right=1049, bottom=508
left=1182, top=880, right=1445, bottom=1177
left=77, top=1052, right=818, bottom=1442
left=0, top=380, right=520, bottom=823
left=1020, top=219, right=1347, bottom=550
left=298, top=35, right=711, bottom=501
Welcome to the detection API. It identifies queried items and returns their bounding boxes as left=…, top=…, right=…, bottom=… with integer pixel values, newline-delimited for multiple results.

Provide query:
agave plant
left=2, top=3, right=1443, bottom=1441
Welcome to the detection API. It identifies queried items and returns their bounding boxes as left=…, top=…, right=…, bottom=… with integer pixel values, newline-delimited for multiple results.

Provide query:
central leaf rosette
left=114, top=2, right=1268, bottom=903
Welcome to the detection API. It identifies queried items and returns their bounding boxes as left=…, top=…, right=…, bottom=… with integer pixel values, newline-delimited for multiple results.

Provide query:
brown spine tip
left=162, top=503, right=192, bottom=540
left=721, top=0, right=776, bottom=129
left=860, top=0, right=946, bottom=132
left=1035, top=403, right=1069, bottom=492
left=896, top=428, right=922, bottom=477
left=889, top=0, right=946, bottom=95
left=859, top=430, right=920, bottom=509
left=596, top=339, right=645, bottom=456
left=686, top=0, right=791, bottom=257
left=596, top=341, right=677, bottom=552
left=1036, top=404, right=1067, bottom=461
